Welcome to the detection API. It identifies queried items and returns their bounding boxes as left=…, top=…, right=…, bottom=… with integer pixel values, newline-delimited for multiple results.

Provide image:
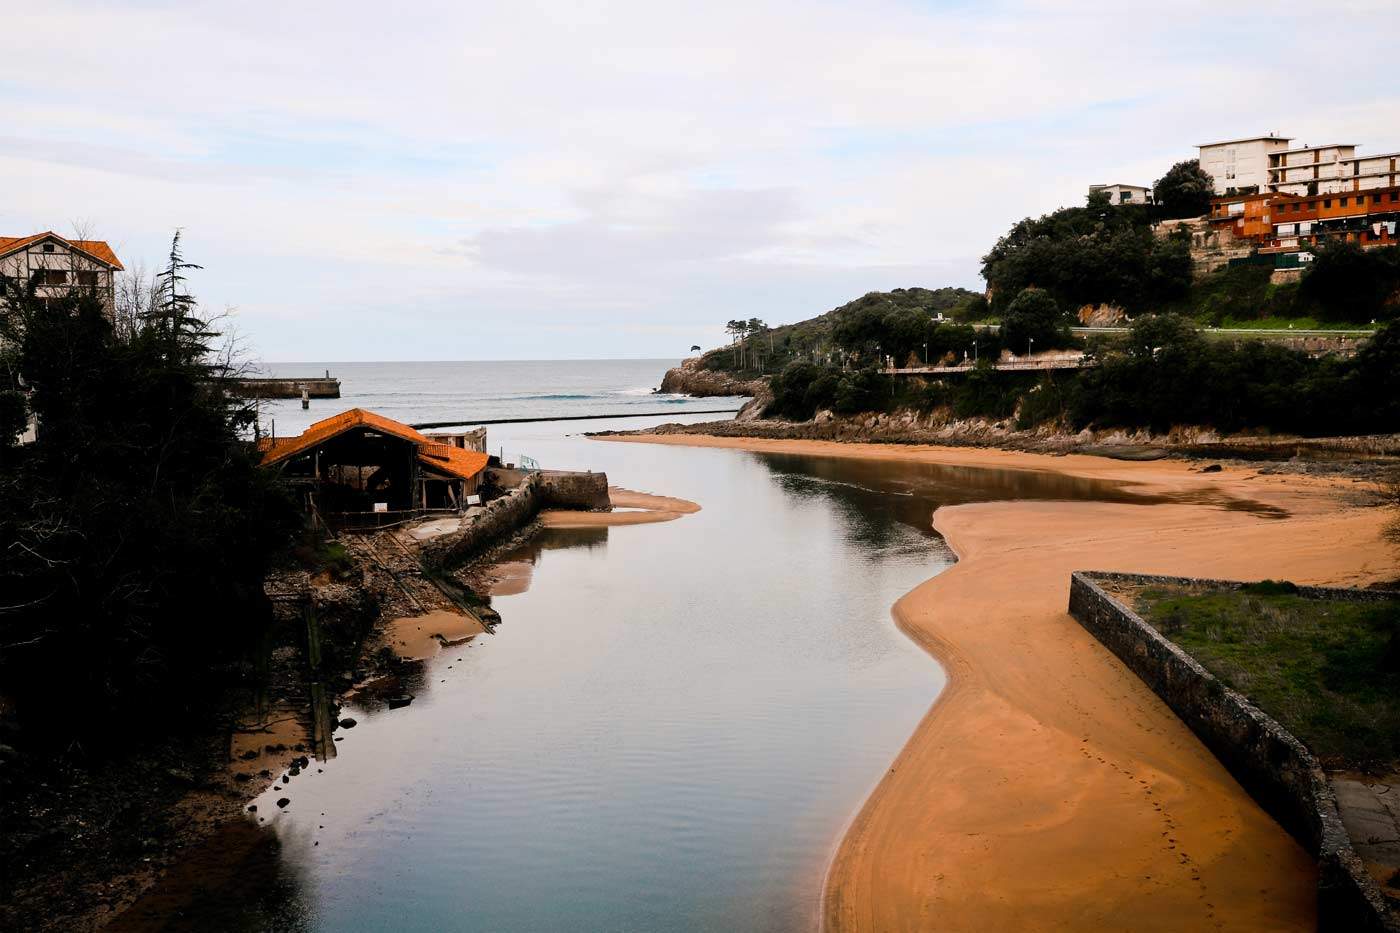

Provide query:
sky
left=5, top=1, right=1399, bottom=363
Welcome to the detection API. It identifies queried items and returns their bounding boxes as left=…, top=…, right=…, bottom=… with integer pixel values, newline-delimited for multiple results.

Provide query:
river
left=135, top=399, right=1166, bottom=931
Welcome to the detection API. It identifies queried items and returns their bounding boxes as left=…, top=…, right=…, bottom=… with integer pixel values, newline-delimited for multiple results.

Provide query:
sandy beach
left=602, top=434, right=1393, bottom=931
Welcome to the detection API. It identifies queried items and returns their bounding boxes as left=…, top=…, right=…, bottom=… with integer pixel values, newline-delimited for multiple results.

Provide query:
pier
left=230, top=375, right=341, bottom=399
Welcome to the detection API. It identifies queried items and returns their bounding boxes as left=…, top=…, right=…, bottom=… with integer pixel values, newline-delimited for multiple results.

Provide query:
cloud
left=3, top=0, right=1398, bottom=360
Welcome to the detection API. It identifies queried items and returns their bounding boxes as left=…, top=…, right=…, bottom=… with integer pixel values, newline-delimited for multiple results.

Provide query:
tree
left=1154, top=160, right=1214, bottom=219
left=1298, top=241, right=1400, bottom=323
left=0, top=243, right=294, bottom=748
left=981, top=201, right=1189, bottom=313
left=1000, top=288, right=1072, bottom=353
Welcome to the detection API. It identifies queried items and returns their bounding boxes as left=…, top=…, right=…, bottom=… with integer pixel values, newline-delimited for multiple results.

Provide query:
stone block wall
left=420, top=470, right=609, bottom=569
left=1068, top=571, right=1399, bottom=933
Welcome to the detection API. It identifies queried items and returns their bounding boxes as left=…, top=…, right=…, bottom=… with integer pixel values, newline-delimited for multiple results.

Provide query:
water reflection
left=104, top=818, right=311, bottom=933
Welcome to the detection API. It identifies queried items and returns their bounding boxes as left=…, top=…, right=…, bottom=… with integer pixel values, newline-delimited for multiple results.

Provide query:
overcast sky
left=5, top=1, right=1398, bottom=362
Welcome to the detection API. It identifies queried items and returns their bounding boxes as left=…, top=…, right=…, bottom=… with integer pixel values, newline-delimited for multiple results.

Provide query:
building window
left=39, top=269, right=68, bottom=286
left=1340, top=197, right=1348, bottom=207
left=76, top=270, right=100, bottom=287
left=1391, top=192, right=1399, bottom=202
left=1324, top=199, right=1332, bottom=208
left=41, top=243, right=55, bottom=253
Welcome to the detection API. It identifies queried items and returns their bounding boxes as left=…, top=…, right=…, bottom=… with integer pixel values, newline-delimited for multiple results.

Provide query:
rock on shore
left=659, top=359, right=766, bottom=399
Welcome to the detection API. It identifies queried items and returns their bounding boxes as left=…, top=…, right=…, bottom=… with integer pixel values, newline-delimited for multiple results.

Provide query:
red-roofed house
left=0, top=231, right=125, bottom=315
left=259, top=408, right=490, bottom=525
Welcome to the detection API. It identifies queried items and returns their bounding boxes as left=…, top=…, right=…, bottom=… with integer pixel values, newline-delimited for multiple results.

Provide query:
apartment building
left=1199, top=135, right=1400, bottom=197
left=1197, top=135, right=1291, bottom=195
left=1209, top=185, right=1400, bottom=255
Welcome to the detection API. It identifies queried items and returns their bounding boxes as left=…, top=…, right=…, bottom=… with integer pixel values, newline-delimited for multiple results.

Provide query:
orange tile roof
left=418, top=442, right=490, bottom=480
left=0, top=232, right=125, bottom=270
left=259, top=408, right=489, bottom=481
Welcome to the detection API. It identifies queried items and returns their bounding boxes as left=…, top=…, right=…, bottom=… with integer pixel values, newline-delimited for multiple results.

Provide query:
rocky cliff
left=659, top=358, right=767, bottom=399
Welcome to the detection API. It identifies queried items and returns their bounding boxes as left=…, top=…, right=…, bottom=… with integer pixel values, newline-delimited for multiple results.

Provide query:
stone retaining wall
left=419, top=470, right=609, bottom=569
left=1068, top=571, right=1399, bottom=932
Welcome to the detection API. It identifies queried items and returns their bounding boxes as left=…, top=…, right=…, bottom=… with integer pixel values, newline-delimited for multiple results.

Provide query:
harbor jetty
left=230, top=373, right=341, bottom=399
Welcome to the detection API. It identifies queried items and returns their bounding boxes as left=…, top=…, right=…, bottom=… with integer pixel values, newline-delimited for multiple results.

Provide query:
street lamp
left=1028, top=337, right=1035, bottom=357
left=924, top=340, right=929, bottom=365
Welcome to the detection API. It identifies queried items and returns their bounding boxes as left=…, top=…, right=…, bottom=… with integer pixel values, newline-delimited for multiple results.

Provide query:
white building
left=1089, top=183, right=1153, bottom=205
left=0, top=231, right=124, bottom=315
left=1267, top=144, right=1400, bottom=196
left=1197, top=135, right=1291, bottom=195
left=1199, top=135, right=1400, bottom=196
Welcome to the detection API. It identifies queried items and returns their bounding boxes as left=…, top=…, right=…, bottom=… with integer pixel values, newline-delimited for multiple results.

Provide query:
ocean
left=257, top=359, right=745, bottom=439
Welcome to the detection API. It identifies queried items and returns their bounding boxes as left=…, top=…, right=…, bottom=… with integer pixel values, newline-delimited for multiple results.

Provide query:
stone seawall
left=420, top=471, right=609, bottom=569
left=1068, top=571, right=1399, bottom=933
left=230, top=377, right=341, bottom=399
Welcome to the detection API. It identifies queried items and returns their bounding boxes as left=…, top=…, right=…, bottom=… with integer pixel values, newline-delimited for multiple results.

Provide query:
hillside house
left=1089, top=183, right=1153, bottom=205
left=0, top=232, right=124, bottom=315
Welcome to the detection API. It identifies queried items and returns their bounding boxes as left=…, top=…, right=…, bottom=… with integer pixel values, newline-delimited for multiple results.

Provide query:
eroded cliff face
left=659, top=358, right=767, bottom=399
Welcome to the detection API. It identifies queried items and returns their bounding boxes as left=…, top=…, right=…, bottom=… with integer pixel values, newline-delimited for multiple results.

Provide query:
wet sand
left=384, top=608, right=487, bottom=661
left=538, top=486, right=701, bottom=527
left=603, top=434, right=1393, bottom=931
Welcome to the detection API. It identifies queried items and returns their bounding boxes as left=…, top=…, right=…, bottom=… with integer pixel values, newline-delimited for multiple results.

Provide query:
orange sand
left=538, top=486, right=701, bottom=527
left=603, top=434, right=1393, bottom=931
left=384, top=608, right=486, bottom=661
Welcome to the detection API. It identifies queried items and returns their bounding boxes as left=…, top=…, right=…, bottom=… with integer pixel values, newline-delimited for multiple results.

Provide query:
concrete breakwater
left=1068, top=570, right=1400, bottom=933
left=420, top=470, right=610, bottom=569
left=230, top=376, right=341, bottom=399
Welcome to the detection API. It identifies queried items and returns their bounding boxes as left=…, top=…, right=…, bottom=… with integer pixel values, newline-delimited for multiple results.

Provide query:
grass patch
left=1136, top=585, right=1400, bottom=771
left=1212, top=316, right=1378, bottom=331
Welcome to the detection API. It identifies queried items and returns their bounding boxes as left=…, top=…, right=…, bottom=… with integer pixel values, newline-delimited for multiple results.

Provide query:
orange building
left=1210, top=185, right=1400, bottom=255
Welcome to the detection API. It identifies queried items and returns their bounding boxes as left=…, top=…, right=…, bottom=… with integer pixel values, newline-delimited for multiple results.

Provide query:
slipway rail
left=410, top=408, right=743, bottom=430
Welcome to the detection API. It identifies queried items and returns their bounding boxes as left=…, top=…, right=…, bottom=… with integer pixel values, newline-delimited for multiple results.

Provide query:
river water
left=143, top=363, right=1171, bottom=931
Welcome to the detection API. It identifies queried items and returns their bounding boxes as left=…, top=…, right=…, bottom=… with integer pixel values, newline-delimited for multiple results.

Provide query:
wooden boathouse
left=258, top=408, right=489, bottom=527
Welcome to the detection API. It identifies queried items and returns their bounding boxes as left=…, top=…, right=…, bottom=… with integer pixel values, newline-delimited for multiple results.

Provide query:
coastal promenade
left=885, top=353, right=1088, bottom=376
left=606, top=434, right=1390, bottom=930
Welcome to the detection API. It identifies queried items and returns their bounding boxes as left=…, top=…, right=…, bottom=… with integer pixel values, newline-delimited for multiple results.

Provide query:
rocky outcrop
left=1077, top=303, right=1127, bottom=327
left=659, top=358, right=767, bottom=399
left=734, top=382, right=774, bottom=421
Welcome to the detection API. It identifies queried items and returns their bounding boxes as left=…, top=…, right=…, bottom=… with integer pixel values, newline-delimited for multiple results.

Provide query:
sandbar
left=538, top=485, right=701, bottom=527
left=604, top=433, right=1392, bottom=931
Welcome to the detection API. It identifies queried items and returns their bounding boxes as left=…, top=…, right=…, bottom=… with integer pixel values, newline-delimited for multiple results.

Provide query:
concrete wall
left=1068, top=571, right=1400, bottom=933
left=420, top=470, right=609, bottom=569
